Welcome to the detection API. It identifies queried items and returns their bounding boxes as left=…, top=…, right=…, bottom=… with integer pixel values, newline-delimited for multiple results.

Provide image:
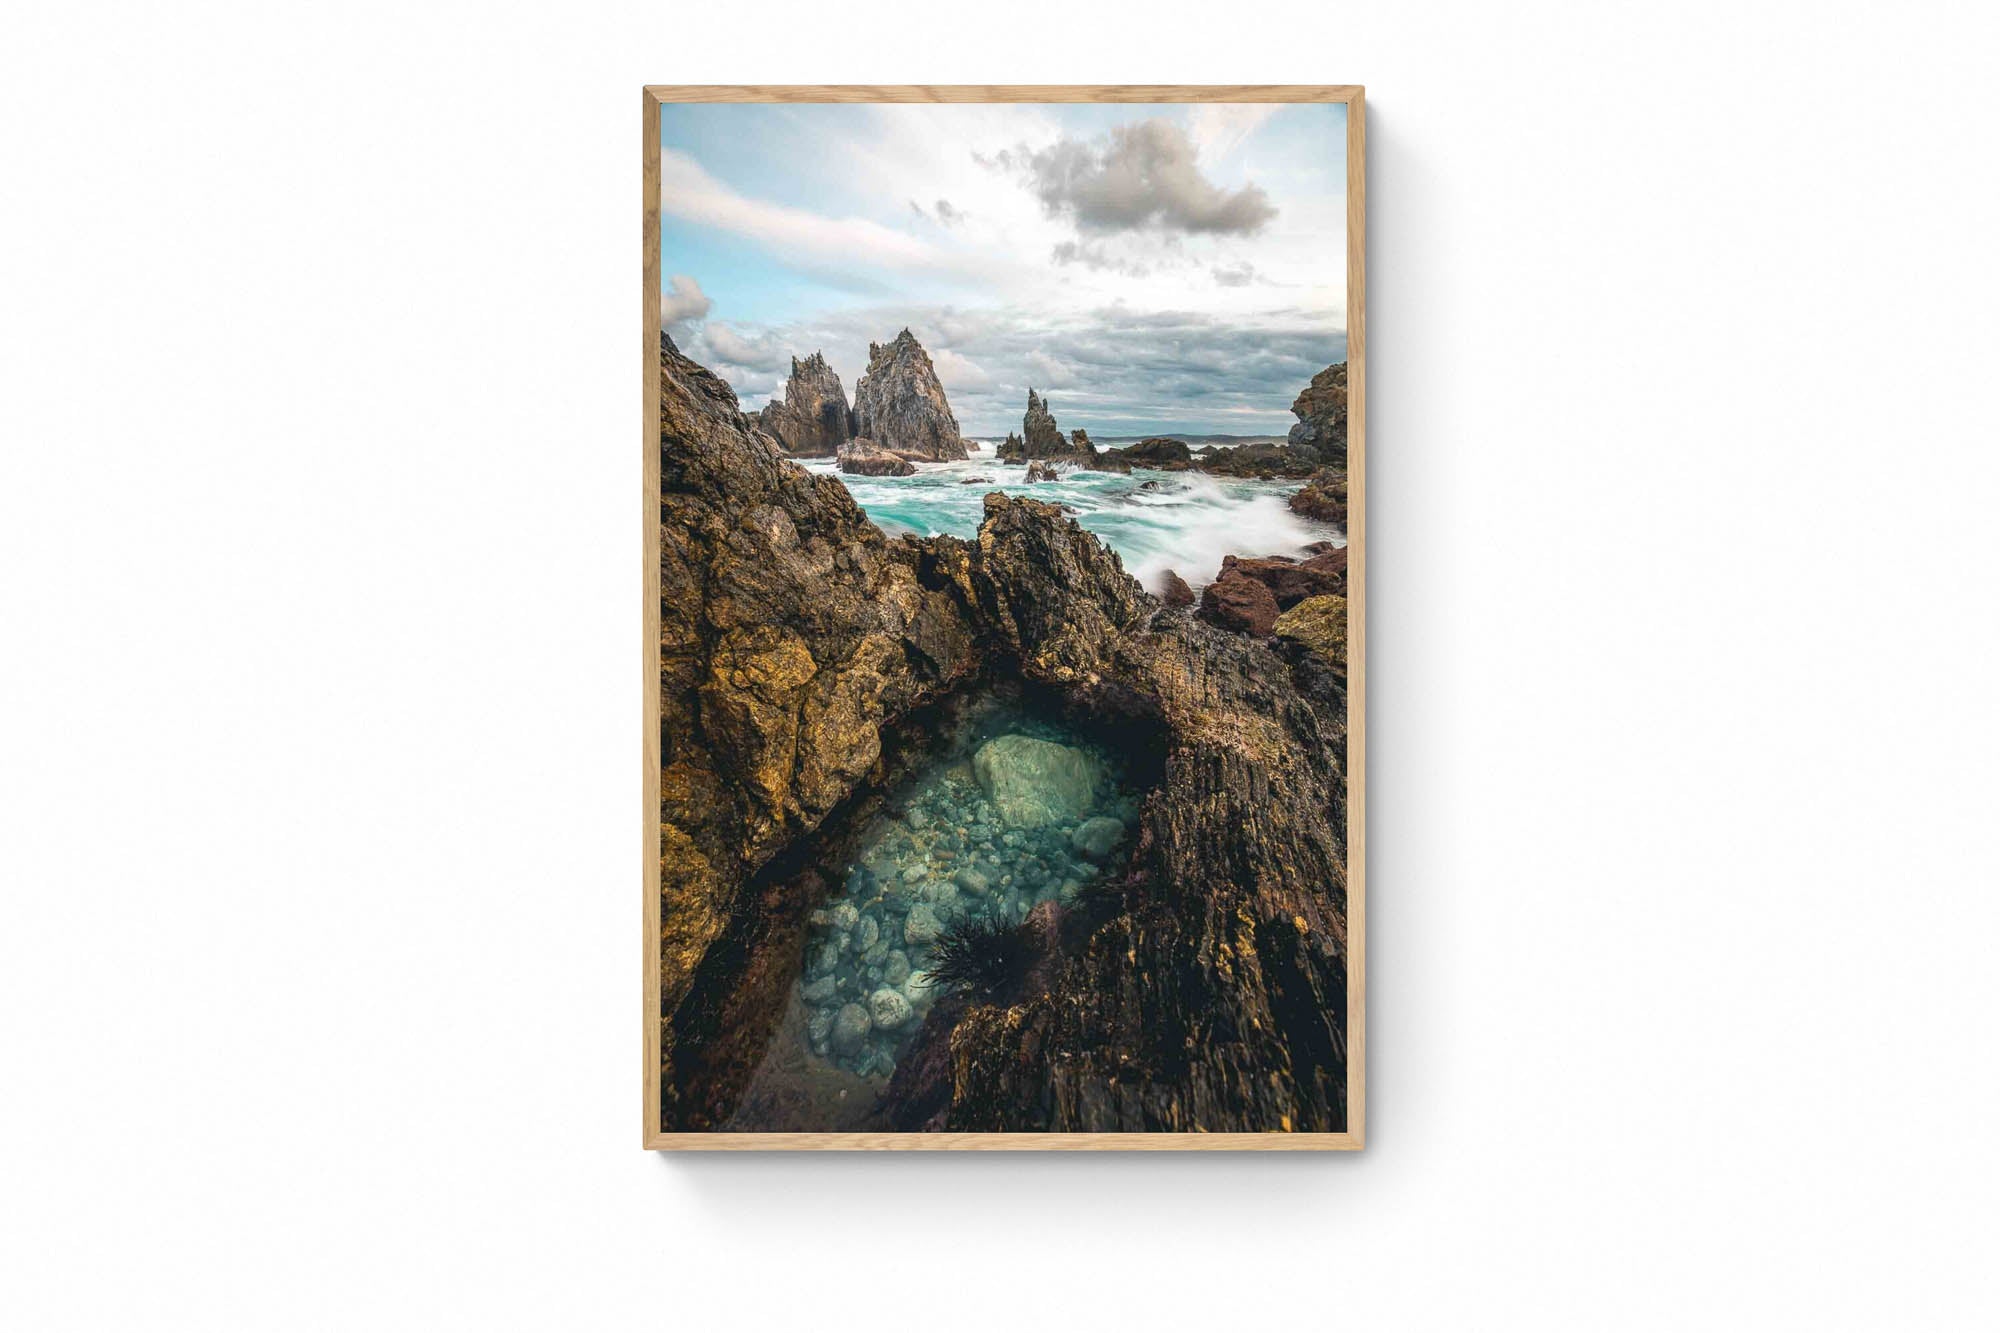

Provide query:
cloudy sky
left=659, top=101, right=1347, bottom=437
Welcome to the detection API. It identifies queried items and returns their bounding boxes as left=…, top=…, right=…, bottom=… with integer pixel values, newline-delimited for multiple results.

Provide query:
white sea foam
left=800, top=450, right=1341, bottom=594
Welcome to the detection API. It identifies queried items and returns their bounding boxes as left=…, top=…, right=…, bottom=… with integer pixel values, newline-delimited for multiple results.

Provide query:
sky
left=659, top=101, right=1347, bottom=437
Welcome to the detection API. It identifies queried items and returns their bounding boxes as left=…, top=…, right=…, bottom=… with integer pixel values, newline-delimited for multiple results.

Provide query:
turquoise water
left=801, top=441, right=1344, bottom=594
left=791, top=703, right=1142, bottom=1083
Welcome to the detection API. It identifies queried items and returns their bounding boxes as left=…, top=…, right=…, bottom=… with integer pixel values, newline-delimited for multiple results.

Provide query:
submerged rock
left=869, top=986, right=914, bottom=1031
left=851, top=329, right=966, bottom=461
left=831, top=1003, right=872, bottom=1054
left=1024, top=461, right=1060, bottom=484
left=972, top=735, right=1101, bottom=828
left=904, top=901, right=942, bottom=945
left=1069, top=815, right=1126, bottom=861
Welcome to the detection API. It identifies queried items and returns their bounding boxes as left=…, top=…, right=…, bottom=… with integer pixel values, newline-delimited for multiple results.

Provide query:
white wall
left=5, top=1, right=1997, bottom=1328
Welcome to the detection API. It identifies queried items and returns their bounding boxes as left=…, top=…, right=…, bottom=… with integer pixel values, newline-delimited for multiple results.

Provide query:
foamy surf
left=799, top=443, right=1342, bottom=596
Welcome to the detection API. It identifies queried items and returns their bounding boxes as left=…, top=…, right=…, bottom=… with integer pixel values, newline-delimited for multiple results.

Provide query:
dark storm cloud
left=982, top=121, right=1278, bottom=237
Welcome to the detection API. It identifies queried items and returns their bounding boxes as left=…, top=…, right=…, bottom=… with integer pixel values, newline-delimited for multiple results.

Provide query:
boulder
left=1161, top=570, right=1196, bottom=608
left=1217, top=550, right=1346, bottom=609
left=971, top=734, right=1101, bottom=828
left=1198, top=570, right=1280, bottom=637
left=836, top=437, right=916, bottom=477
left=1070, top=815, right=1126, bottom=861
left=831, top=1003, right=873, bottom=1054
left=869, top=986, right=914, bottom=1031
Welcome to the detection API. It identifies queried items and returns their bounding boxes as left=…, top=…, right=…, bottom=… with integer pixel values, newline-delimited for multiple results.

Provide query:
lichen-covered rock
left=655, top=332, right=976, bottom=1127
left=1273, top=594, right=1348, bottom=669
left=1289, top=467, right=1349, bottom=527
left=972, top=735, right=1102, bottom=828
left=758, top=351, right=853, bottom=457
left=851, top=329, right=966, bottom=461
left=836, top=437, right=917, bottom=476
left=1286, top=362, right=1348, bottom=463
left=1198, top=570, right=1280, bottom=637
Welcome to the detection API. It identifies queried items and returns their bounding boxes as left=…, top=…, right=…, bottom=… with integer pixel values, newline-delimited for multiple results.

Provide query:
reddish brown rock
left=1217, top=550, right=1346, bottom=609
left=1198, top=570, right=1280, bottom=636
left=1161, top=570, right=1195, bottom=608
left=1289, top=467, right=1349, bottom=526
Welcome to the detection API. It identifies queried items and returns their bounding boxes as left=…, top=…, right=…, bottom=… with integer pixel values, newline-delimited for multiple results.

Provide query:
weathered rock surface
left=757, top=351, right=854, bottom=457
left=1273, top=594, right=1347, bottom=669
left=1002, top=391, right=1126, bottom=470
left=1024, top=461, right=1060, bottom=484
left=851, top=329, right=966, bottom=461
left=1215, top=550, right=1347, bottom=610
left=1289, top=467, right=1349, bottom=526
left=1198, top=439, right=1324, bottom=479
left=1286, top=362, right=1348, bottom=462
left=1111, top=437, right=1193, bottom=467
left=1017, top=388, right=1066, bottom=459
left=1161, top=570, right=1196, bottom=608
left=972, top=734, right=1102, bottom=828
left=836, top=437, right=917, bottom=476
left=1198, top=570, right=1281, bottom=637
left=655, top=332, right=975, bottom=1126
left=659, top=336, right=1348, bottom=1135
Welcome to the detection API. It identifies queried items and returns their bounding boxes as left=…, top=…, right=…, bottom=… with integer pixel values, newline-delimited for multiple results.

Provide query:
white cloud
left=930, top=347, right=992, bottom=390
left=702, top=322, right=788, bottom=371
left=1025, top=349, right=1076, bottom=387
left=661, top=273, right=711, bottom=324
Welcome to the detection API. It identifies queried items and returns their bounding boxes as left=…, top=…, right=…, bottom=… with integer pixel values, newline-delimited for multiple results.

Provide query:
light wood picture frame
left=646, top=85, right=1364, bottom=1150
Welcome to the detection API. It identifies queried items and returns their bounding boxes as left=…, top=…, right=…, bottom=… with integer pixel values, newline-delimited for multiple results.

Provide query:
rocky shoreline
left=660, top=330, right=1350, bottom=1133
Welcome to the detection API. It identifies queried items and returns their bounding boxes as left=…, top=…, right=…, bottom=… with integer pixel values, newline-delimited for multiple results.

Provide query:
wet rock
left=884, top=950, right=911, bottom=986
left=1070, top=816, right=1126, bottom=861
left=904, top=901, right=943, bottom=945
left=1025, top=461, right=1060, bottom=484
left=953, top=867, right=991, bottom=896
left=900, top=865, right=926, bottom=885
left=972, top=734, right=1101, bottom=828
left=854, top=915, right=880, bottom=952
left=801, top=974, right=838, bottom=1005
left=1198, top=570, right=1280, bottom=637
left=1217, top=551, right=1345, bottom=609
left=851, top=329, right=966, bottom=461
left=1161, top=570, right=1195, bottom=608
left=1195, top=440, right=1322, bottom=478
left=831, top=1003, right=872, bottom=1054
left=836, top=437, right=917, bottom=476
left=1289, top=467, right=1348, bottom=527
left=832, top=902, right=859, bottom=931
left=806, top=1009, right=833, bottom=1052
left=869, top=986, right=914, bottom=1031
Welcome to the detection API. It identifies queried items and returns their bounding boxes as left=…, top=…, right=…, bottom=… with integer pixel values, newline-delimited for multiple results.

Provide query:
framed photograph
left=645, top=85, right=1364, bottom=1149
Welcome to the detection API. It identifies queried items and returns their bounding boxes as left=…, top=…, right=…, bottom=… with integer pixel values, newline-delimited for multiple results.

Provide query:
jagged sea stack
left=759, top=351, right=853, bottom=457
left=1021, top=388, right=1065, bottom=458
left=850, top=329, right=967, bottom=461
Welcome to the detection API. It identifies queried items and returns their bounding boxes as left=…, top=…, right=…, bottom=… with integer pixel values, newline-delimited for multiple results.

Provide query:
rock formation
left=836, top=437, right=917, bottom=477
left=1110, top=437, right=1192, bottom=467
left=757, top=351, right=853, bottom=457
left=1197, top=439, right=1323, bottom=479
left=658, top=334, right=1349, bottom=1135
left=851, top=329, right=966, bottom=461
left=1286, top=362, right=1348, bottom=463
left=1289, top=467, right=1349, bottom=527
left=1011, top=388, right=1065, bottom=459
